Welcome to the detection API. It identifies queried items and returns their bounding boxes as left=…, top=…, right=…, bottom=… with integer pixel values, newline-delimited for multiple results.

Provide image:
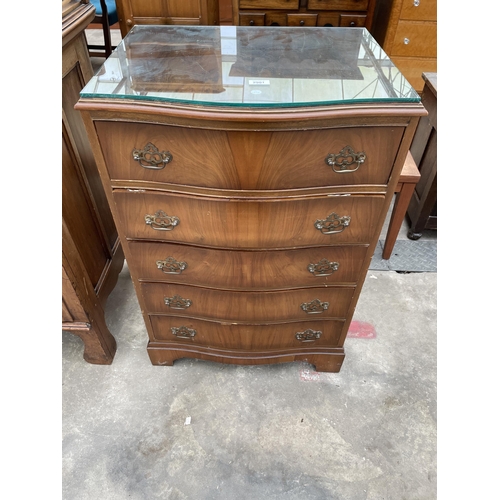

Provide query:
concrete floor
left=64, top=30, right=437, bottom=498
left=62, top=265, right=436, bottom=499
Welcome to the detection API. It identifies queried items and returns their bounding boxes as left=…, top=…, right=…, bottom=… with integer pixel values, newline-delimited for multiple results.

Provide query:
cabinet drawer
left=239, top=12, right=266, bottom=25
left=339, top=14, right=366, bottom=27
left=307, top=0, right=368, bottom=10
left=96, top=121, right=404, bottom=189
left=391, top=21, right=437, bottom=58
left=127, top=241, right=368, bottom=289
left=142, top=283, right=355, bottom=321
left=113, top=191, right=386, bottom=248
left=287, top=13, right=317, bottom=26
left=400, top=0, right=437, bottom=21
left=150, top=316, right=345, bottom=349
left=239, top=0, right=299, bottom=9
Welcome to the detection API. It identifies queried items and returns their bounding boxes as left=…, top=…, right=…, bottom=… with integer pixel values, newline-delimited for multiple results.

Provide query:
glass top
left=81, top=26, right=420, bottom=108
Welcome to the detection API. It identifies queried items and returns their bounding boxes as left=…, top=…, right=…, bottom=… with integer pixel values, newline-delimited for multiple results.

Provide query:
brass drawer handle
left=315, top=212, right=350, bottom=234
left=325, top=145, right=366, bottom=173
left=301, top=299, right=329, bottom=314
left=133, top=142, right=172, bottom=170
left=156, top=257, right=187, bottom=274
left=308, top=258, right=339, bottom=276
left=164, top=295, right=192, bottom=310
left=171, top=326, right=197, bottom=339
left=296, top=329, right=322, bottom=342
left=145, top=210, right=179, bottom=231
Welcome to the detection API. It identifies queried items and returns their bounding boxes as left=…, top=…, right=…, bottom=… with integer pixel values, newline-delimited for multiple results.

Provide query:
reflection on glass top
left=81, top=26, right=420, bottom=107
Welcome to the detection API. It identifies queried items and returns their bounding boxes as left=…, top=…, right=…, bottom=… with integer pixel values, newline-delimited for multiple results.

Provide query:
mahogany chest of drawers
left=77, top=26, right=425, bottom=372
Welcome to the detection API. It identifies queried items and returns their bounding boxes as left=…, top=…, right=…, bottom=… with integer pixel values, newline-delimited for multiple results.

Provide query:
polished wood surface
left=150, top=316, right=345, bottom=349
left=96, top=121, right=404, bottom=189
left=127, top=241, right=368, bottom=288
left=62, top=1, right=124, bottom=364
left=141, top=282, right=355, bottom=321
left=113, top=190, right=386, bottom=247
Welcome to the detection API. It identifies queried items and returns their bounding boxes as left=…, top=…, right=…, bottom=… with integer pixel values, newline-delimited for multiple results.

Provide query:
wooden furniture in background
left=370, top=0, right=436, bottom=93
left=114, top=0, right=220, bottom=38
left=62, top=0, right=124, bottom=364
left=218, top=0, right=233, bottom=23
left=233, top=0, right=377, bottom=28
left=77, top=26, right=425, bottom=372
left=407, top=72, right=437, bottom=239
left=382, top=151, right=420, bottom=259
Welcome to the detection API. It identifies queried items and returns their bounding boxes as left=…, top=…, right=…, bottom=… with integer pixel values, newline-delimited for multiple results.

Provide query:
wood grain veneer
left=113, top=190, right=386, bottom=248
left=127, top=241, right=369, bottom=289
left=96, top=121, right=405, bottom=189
left=149, top=316, right=346, bottom=349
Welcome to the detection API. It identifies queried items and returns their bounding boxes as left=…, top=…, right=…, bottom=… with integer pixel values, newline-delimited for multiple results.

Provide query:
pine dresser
left=77, top=25, right=425, bottom=372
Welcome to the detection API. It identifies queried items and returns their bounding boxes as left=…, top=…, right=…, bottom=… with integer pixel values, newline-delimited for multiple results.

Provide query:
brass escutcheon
left=301, top=298, right=329, bottom=314
left=325, top=145, right=366, bottom=173
left=308, top=258, right=340, bottom=276
left=145, top=210, right=179, bottom=231
left=295, top=329, right=322, bottom=342
left=164, top=295, right=192, bottom=310
left=156, top=257, right=187, bottom=274
left=132, top=142, right=172, bottom=169
left=171, top=326, right=197, bottom=339
left=314, top=212, right=351, bottom=235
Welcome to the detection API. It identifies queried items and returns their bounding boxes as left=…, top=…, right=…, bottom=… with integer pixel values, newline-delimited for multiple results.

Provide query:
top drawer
left=400, top=0, right=437, bottom=21
left=307, top=0, right=369, bottom=11
left=239, top=0, right=299, bottom=9
left=95, top=122, right=404, bottom=190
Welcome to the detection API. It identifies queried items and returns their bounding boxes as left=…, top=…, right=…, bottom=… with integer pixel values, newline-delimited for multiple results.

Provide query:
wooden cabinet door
left=116, top=0, right=219, bottom=36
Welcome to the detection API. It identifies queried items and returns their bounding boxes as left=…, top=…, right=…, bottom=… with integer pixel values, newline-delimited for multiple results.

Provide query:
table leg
left=382, top=182, right=416, bottom=260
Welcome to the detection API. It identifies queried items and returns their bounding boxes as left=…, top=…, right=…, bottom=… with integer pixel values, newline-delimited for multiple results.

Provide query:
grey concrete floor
left=65, top=31, right=438, bottom=498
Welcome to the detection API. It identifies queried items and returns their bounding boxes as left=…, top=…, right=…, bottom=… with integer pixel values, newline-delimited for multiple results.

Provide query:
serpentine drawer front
left=149, top=316, right=346, bottom=349
left=96, top=121, right=404, bottom=189
left=113, top=191, right=386, bottom=248
left=140, top=282, right=355, bottom=322
left=77, top=26, right=425, bottom=372
left=126, top=241, right=369, bottom=289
